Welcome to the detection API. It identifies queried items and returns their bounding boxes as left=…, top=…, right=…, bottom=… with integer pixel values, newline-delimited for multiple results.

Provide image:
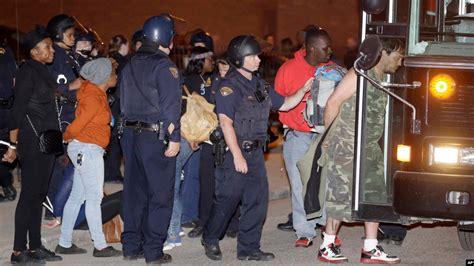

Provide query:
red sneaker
left=360, top=245, right=401, bottom=264
left=318, top=243, right=348, bottom=263
left=295, top=237, right=313, bottom=247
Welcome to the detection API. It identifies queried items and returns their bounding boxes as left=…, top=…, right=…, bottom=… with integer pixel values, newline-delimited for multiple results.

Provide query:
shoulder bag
left=26, top=97, right=64, bottom=155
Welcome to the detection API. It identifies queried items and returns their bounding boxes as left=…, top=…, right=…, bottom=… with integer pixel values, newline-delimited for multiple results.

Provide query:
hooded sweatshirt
left=63, top=81, right=111, bottom=148
left=275, top=49, right=334, bottom=133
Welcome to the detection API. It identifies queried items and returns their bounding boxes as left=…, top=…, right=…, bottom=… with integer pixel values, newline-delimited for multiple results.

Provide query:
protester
left=6, top=25, right=63, bottom=264
left=317, top=38, right=404, bottom=264
left=275, top=28, right=334, bottom=248
left=55, top=58, right=122, bottom=257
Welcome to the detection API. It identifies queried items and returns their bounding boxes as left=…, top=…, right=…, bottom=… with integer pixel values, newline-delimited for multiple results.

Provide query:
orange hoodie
left=63, top=81, right=112, bottom=148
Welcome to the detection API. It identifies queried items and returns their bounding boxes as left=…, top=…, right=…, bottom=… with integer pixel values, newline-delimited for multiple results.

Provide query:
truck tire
left=457, top=227, right=474, bottom=250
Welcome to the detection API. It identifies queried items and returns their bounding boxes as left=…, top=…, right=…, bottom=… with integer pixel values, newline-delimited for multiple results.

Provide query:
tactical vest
left=120, top=52, right=167, bottom=123
left=233, top=77, right=272, bottom=141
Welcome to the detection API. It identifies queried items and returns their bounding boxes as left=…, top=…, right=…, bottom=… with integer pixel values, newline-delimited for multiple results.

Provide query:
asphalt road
left=1, top=197, right=471, bottom=265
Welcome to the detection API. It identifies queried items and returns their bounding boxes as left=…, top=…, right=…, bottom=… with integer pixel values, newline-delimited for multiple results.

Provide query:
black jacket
left=9, top=59, right=59, bottom=149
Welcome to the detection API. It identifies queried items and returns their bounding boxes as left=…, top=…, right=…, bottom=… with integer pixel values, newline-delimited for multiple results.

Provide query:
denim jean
left=181, top=149, right=201, bottom=224
left=167, top=139, right=194, bottom=241
left=283, top=130, right=326, bottom=239
left=59, top=140, right=107, bottom=250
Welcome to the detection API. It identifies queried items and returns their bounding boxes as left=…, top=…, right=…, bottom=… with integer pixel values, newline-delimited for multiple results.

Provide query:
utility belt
left=119, top=120, right=166, bottom=142
left=239, top=139, right=265, bottom=153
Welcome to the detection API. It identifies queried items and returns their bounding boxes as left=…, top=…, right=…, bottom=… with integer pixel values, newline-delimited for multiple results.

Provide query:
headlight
left=433, top=146, right=459, bottom=164
left=429, top=74, right=456, bottom=100
left=430, top=145, right=474, bottom=166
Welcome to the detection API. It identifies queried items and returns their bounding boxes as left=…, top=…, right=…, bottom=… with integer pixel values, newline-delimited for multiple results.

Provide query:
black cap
left=24, top=25, right=50, bottom=51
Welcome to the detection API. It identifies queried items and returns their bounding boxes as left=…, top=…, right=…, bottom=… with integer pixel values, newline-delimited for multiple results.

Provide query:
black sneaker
left=55, top=243, right=87, bottom=254
left=10, top=251, right=45, bottom=264
left=93, top=246, right=122, bottom=257
left=237, top=250, right=275, bottom=261
left=201, top=239, right=222, bottom=261
left=188, top=225, right=205, bottom=238
left=146, top=253, right=172, bottom=264
left=29, top=245, right=63, bottom=261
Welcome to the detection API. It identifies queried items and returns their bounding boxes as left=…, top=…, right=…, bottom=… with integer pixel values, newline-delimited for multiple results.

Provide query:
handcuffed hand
left=2, top=148, right=16, bottom=163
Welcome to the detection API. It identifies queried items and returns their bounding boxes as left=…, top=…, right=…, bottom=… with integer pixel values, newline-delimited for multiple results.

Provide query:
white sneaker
left=318, top=243, right=348, bottom=263
left=360, top=245, right=400, bottom=264
left=163, top=241, right=182, bottom=251
left=179, top=230, right=185, bottom=237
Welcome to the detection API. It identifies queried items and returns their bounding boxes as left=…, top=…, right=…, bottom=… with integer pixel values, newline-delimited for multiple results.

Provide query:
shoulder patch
left=169, top=67, right=178, bottom=78
left=220, top=86, right=234, bottom=97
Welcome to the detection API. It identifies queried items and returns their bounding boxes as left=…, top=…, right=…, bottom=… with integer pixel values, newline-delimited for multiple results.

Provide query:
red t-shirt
left=275, top=49, right=336, bottom=132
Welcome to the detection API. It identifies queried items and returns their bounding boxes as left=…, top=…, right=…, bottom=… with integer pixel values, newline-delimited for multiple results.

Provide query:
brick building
left=0, top=0, right=360, bottom=60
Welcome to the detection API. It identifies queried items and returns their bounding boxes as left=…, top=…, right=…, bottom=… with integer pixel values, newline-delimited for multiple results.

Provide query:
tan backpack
left=180, top=85, right=218, bottom=143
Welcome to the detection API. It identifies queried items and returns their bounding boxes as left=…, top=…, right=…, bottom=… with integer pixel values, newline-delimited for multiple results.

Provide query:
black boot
left=3, top=185, right=16, bottom=201
left=277, top=213, right=294, bottom=231
left=201, top=239, right=222, bottom=261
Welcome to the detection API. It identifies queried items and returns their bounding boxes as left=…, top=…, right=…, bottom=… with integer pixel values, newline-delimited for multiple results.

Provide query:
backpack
left=180, top=85, right=218, bottom=143
left=303, top=64, right=347, bottom=133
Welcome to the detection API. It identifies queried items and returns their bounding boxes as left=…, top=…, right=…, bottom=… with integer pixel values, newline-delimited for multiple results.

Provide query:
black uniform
left=0, top=45, right=16, bottom=196
left=120, top=43, right=181, bottom=261
left=203, top=69, right=284, bottom=257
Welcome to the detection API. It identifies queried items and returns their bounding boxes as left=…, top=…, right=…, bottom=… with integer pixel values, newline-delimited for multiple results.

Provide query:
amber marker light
left=397, top=144, right=411, bottom=162
left=429, top=74, right=455, bottom=100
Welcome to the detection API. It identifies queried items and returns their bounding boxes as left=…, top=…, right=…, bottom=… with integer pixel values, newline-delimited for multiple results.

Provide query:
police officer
left=0, top=42, right=17, bottom=202
left=73, top=30, right=94, bottom=67
left=45, top=14, right=81, bottom=220
left=119, top=14, right=181, bottom=264
left=190, top=29, right=214, bottom=51
left=201, top=35, right=314, bottom=261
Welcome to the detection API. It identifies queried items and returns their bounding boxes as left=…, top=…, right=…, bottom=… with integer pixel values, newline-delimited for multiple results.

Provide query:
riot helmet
left=227, top=35, right=262, bottom=68
left=190, top=30, right=214, bottom=51
left=75, top=30, right=94, bottom=43
left=47, top=14, right=75, bottom=42
left=142, top=14, right=175, bottom=48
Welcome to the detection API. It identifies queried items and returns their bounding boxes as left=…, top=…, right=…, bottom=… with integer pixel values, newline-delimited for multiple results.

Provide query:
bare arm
left=219, top=113, right=247, bottom=174
left=68, top=78, right=82, bottom=90
left=278, top=77, right=314, bottom=111
left=324, top=68, right=358, bottom=127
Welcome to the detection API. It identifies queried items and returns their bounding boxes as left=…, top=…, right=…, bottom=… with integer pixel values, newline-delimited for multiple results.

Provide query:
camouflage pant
left=325, top=142, right=387, bottom=222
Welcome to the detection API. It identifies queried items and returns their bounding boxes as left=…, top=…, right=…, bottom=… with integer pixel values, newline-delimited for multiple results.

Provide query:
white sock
left=321, top=232, right=336, bottom=248
left=364, top=239, right=378, bottom=251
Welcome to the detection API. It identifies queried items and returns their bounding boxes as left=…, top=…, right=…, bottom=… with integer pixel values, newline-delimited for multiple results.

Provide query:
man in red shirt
left=275, top=29, right=334, bottom=247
